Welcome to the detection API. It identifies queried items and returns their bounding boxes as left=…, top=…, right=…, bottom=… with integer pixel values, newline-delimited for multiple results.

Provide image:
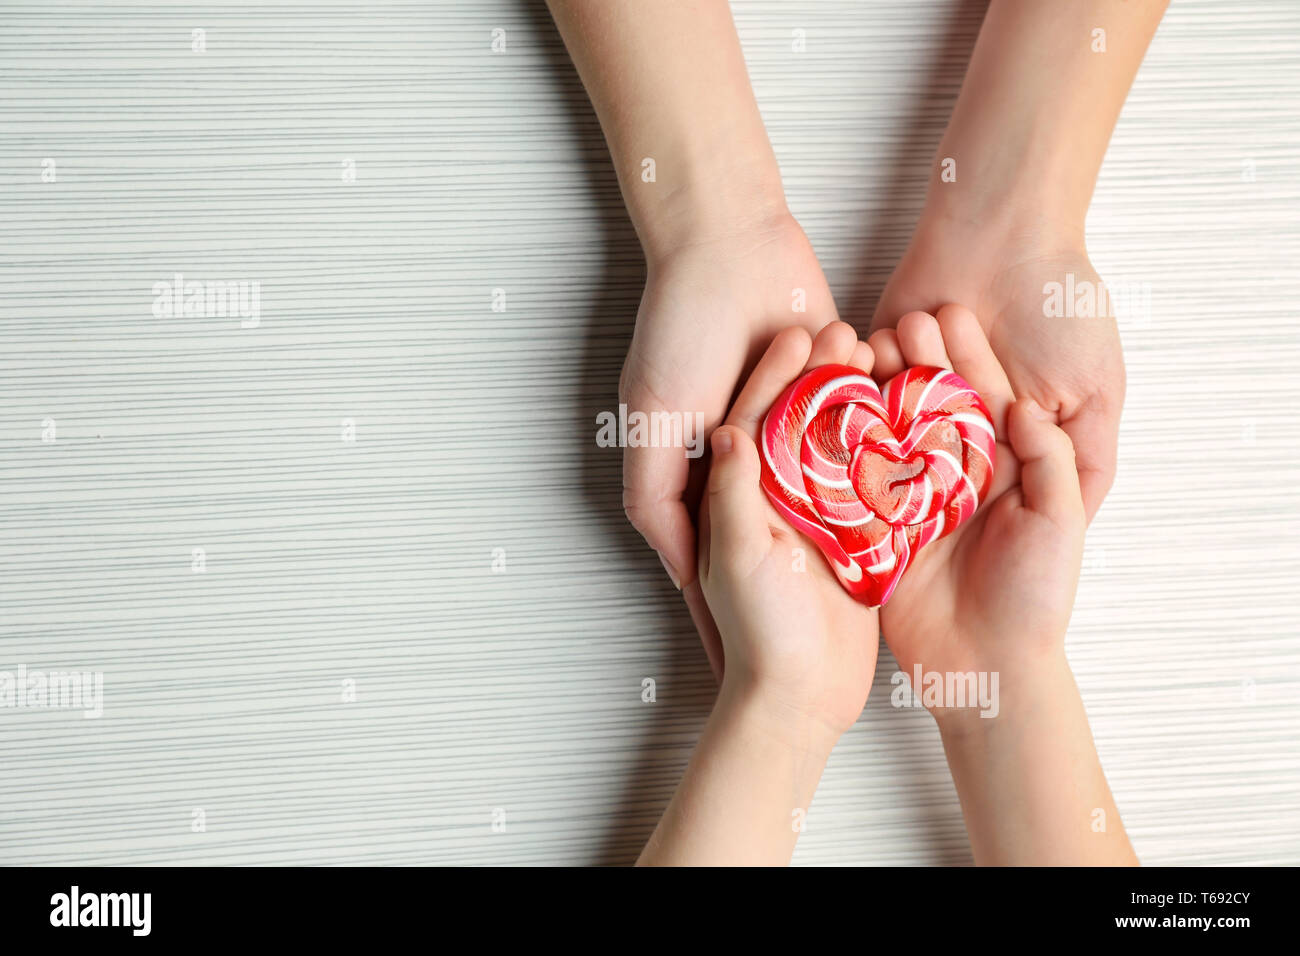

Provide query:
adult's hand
left=872, top=217, right=1122, bottom=519
left=870, top=0, right=1168, bottom=519
left=546, top=1, right=839, bottom=673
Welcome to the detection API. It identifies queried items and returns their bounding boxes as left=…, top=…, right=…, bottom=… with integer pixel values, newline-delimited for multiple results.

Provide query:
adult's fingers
left=683, top=581, right=724, bottom=682
left=1059, top=392, right=1122, bottom=522
left=622, top=419, right=699, bottom=590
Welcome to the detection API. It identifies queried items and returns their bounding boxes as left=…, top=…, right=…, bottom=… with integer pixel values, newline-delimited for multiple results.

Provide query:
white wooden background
left=1, top=0, right=1297, bottom=866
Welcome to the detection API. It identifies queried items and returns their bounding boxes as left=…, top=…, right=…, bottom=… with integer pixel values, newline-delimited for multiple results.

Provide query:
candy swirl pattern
left=759, top=364, right=996, bottom=607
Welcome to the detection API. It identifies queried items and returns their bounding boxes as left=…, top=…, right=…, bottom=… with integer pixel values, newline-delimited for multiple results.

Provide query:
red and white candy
left=759, top=364, right=995, bottom=606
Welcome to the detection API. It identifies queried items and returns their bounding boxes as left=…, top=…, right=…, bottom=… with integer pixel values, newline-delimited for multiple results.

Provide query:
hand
left=866, top=304, right=1085, bottom=702
left=545, top=0, right=838, bottom=677
left=871, top=204, right=1123, bottom=523
left=697, top=323, right=880, bottom=740
left=622, top=212, right=837, bottom=677
left=636, top=322, right=879, bottom=866
left=866, top=305, right=1135, bottom=864
left=865, top=0, right=1169, bottom=523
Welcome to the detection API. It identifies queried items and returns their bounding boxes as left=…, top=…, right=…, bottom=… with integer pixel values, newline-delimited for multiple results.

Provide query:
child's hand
left=869, top=304, right=1135, bottom=865
left=698, top=322, right=880, bottom=746
left=866, top=304, right=1084, bottom=709
left=638, top=322, right=878, bottom=866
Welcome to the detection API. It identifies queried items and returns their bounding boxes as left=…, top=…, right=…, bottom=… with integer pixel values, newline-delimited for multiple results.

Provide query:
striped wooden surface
left=1, top=0, right=1297, bottom=865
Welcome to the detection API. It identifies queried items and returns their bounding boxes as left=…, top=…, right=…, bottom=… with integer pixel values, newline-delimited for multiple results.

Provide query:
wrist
left=626, top=139, right=791, bottom=268
left=712, top=674, right=841, bottom=764
left=932, top=647, right=1078, bottom=743
left=933, top=648, right=1133, bottom=866
left=919, top=0, right=1162, bottom=252
left=917, top=159, right=1088, bottom=259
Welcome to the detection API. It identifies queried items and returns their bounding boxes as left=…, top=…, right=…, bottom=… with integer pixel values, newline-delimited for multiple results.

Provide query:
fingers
left=867, top=328, right=905, bottom=382
left=1059, top=393, right=1122, bottom=523
left=896, top=310, right=951, bottom=369
left=622, top=468, right=697, bottom=590
left=621, top=413, right=698, bottom=589
left=705, top=426, right=773, bottom=573
left=935, top=303, right=1014, bottom=437
left=805, top=319, right=874, bottom=398
left=724, top=326, right=812, bottom=439
left=849, top=339, right=875, bottom=376
left=1007, top=399, right=1085, bottom=530
left=805, top=320, right=858, bottom=370
left=872, top=305, right=1014, bottom=450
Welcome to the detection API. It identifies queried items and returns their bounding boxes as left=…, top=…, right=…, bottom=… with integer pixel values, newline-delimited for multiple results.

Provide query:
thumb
left=706, top=426, right=772, bottom=573
left=1007, top=399, right=1086, bottom=530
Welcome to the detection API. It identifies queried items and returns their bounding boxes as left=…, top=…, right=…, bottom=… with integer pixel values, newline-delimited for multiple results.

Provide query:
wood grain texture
left=1, top=0, right=1297, bottom=866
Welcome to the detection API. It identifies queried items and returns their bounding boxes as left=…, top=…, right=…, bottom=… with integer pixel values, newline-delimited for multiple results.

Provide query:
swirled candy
left=760, top=365, right=995, bottom=606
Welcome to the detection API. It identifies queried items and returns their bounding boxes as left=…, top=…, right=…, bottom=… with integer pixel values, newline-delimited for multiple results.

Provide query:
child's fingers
left=805, top=320, right=857, bottom=370
left=706, top=426, right=773, bottom=571
left=935, top=303, right=1013, bottom=437
left=724, top=326, right=812, bottom=439
left=1007, top=399, right=1086, bottom=530
left=849, top=339, right=875, bottom=376
left=896, top=311, right=952, bottom=369
left=867, top=327, right=905, bottom=381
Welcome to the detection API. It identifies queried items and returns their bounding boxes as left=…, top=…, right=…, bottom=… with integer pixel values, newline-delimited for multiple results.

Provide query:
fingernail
left=657, top=551, right=681, bottom=589
left=711, top=429, right=733, bottom=455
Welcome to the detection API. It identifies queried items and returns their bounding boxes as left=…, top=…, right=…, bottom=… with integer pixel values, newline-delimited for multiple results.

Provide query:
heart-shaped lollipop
left=759, top=364, right=995, bottom=606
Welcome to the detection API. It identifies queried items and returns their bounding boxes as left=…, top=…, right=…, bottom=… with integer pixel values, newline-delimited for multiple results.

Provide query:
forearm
left=545, top=0, right=788, bottom=262
left=637, top=680, right=835, bottom=866
left=937, top=653, right=1137, bottom=866
left=928, top=0, right=1168, bottom=239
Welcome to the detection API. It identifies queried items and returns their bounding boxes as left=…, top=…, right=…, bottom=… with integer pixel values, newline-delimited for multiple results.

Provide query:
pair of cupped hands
left=621, top=206, right=1125, bottom=739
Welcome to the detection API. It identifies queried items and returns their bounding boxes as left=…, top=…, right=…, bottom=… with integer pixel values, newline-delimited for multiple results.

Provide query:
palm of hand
left=697, top=323, right=883, bottom=733
left=704, top=501, right=880, bottom=736
left=863, top=305, right=1083, bottom=686
left=621, top=215, right=836, bottom=441
left=880, top=467, right=1077, bottom=681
